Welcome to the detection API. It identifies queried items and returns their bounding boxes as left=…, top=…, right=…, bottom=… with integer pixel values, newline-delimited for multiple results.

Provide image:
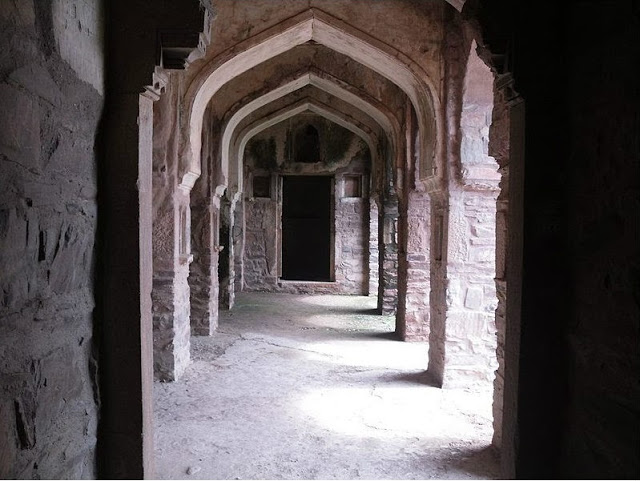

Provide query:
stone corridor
left=154, top=293, right=498, bottom=479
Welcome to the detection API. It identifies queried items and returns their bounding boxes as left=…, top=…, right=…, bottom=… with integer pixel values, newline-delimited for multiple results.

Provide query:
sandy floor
left=154, top=292, right=499, bottom=479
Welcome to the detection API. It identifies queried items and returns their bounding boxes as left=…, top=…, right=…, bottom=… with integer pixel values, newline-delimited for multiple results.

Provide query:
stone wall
left=475, top=2, right=640, bottom=477
left=242, top=115, right=371, bottom=294
left=560, top=4, right=640, bottom=476
left=189, top=202, right=219, bottom=335
left=0, top=1, right=103, bottom=477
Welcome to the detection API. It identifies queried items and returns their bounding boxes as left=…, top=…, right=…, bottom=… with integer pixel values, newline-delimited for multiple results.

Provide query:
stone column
left=150, top=72, right=192, bottom=383
left=441, top=187, right=499, bottom=388
left=489, top=74, right=516, bottom=449
left=218, top=196, right=235, bottom=310
left=102, top=92, right=155, bottom=478
left=428, top=34, right=501, bottom=389
left=377, top=193, right=399, bottom=315
left=428, top=195, right=448, bottom=382
left=368, top=198, right=380, bottom=296
left=190, top=198, right=220, bottom=335
left=151, top=188, right=191, bottom=382
left=233, top=197, right=245, bottom=293
left=397, top=191, right=431, bottom=340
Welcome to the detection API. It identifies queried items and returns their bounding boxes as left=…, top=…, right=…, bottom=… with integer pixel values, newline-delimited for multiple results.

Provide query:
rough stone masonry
left=0, top=1, right=103, bottom=478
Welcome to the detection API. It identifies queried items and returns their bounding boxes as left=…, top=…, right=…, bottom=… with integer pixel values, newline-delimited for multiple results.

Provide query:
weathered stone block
left=0, top=84, right=40, bottom=169
left=468, top=246, right=494, bottom=263
left=464, top=285, right=484, bottom=310
left=9, top=64, right=62, bottom=106
left=471, top=224, right=494, bottom=238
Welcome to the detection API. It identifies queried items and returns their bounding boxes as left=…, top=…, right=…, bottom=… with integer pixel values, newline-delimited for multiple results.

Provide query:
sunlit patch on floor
left=154, top=293, right=498, bottom=480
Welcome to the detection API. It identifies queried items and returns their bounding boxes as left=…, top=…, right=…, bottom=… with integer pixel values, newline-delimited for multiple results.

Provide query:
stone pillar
left=428, top=35, right=501, bottom=390
left=190, top=199, right=220, bottom=335
left=218, top=196, right=235, bottom=310
left=334, top=179, right=369, bottom=295
left=233, top=198, right=244, bottom=293
left=493, top=194, right=508, bottom=444
left=151, top=188, right=192, bottom=382
left=101, top=0, right=204, bottom=475
left=489, top=75, right=515, bottom=450
left=397, top=191, right=431, bottom=340
left=102, top=92, right=155, bottom=478
left=500, top=97, right=525, bottom=477
left=368, top=198, right=380, bottom=297
left=377, top=194, right=399, bottom=315
left=150, top=72, right=192, bottom=383
left=441, top=187, right=499, bottom=388
left=428, top=195, right=448, bottom=382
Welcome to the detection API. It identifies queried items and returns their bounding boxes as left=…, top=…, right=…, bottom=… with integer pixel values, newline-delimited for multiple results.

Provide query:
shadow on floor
left=384, top=370, right=440, bottom=387
left=346, top=330, right=400, bottom=341
left=446, top=445, right=500, bottom=478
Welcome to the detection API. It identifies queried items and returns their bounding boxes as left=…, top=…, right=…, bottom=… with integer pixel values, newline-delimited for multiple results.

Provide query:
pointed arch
left=181, top=8, right=441, bottom=191
left=221, top=71, right=399, bottom=193
left=234, top=98, right=378, bottom=172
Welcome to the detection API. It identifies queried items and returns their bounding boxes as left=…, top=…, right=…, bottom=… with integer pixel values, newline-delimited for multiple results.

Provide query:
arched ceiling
left=207, top=44, right=407, bottom=123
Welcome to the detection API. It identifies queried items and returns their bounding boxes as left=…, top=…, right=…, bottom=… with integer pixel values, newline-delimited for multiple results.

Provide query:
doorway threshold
left=278, top=279, right=336, bottom=286
left=277, top=279, right=340, bottom=294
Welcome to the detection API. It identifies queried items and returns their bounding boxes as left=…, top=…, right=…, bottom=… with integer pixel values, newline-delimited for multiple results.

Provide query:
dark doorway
left=282, top=176, right=333, bottom=281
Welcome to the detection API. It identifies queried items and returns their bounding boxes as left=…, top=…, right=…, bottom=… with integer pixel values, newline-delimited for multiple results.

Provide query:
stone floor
left=154, top=292, right=499, bottom=479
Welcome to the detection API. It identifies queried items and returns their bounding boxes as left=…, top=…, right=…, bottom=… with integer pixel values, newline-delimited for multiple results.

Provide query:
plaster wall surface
left=0, top=1, right=103, bottom=477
